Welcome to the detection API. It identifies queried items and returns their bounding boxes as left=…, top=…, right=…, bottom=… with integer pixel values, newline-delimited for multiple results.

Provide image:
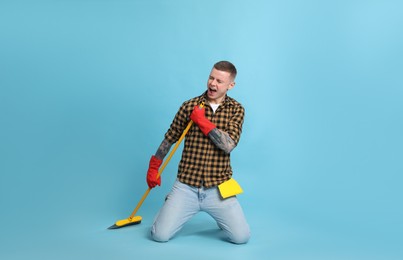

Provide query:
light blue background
left=1, top=0, right=402, bottom=259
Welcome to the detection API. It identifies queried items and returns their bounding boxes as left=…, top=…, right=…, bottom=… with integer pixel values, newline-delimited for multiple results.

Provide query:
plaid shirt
left=164, top=92, right=245, bottom=188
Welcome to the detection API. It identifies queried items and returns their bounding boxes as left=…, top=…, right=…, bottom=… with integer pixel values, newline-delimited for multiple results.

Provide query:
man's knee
left=229, top=232, right=250, bottom=244
left=227, top=227, right=250, bottom=244
left=150, top=226, right=171, bottom=243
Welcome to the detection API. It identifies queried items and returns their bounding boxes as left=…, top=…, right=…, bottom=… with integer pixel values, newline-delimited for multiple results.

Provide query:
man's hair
left=214, top=61, right=237, bottom=80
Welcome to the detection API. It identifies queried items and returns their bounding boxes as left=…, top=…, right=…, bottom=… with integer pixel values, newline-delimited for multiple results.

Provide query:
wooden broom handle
left=129, top=102, right=205, bottom=219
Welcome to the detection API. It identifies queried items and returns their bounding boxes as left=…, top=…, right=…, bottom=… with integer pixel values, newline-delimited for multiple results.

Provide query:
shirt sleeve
left=164, top=102, right=191, bottom=144
left=226, top=104, right=245, bottom=145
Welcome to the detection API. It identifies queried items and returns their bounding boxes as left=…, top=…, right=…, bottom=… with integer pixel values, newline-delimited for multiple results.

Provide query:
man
left=146, top=61, right=250, bottom=244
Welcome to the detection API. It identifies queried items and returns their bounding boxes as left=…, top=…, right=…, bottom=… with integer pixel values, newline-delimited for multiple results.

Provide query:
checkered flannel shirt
left=164, top=92, right=245, bottom=188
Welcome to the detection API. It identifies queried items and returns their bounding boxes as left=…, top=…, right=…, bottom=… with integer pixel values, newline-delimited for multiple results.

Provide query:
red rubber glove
left=146, top=155, right=162, bottom=189
left=190, top=105, right=216, bottom=136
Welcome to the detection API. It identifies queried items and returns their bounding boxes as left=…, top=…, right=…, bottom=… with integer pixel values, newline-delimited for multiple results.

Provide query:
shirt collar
left=199, top=91, right=233, bottom=107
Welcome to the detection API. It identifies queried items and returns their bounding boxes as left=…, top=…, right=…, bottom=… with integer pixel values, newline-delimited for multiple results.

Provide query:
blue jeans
left=151, top=179, right=250, bottom=244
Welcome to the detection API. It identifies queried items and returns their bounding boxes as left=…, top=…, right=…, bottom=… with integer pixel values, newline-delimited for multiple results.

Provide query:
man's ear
left=228, top=81, right=236, bottom=90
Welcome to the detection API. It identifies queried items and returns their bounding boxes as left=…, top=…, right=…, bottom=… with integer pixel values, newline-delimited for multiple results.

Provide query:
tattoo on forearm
left=208, top=128, right=236, bottom=154
left=155, top=139, right=173, bottom=160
